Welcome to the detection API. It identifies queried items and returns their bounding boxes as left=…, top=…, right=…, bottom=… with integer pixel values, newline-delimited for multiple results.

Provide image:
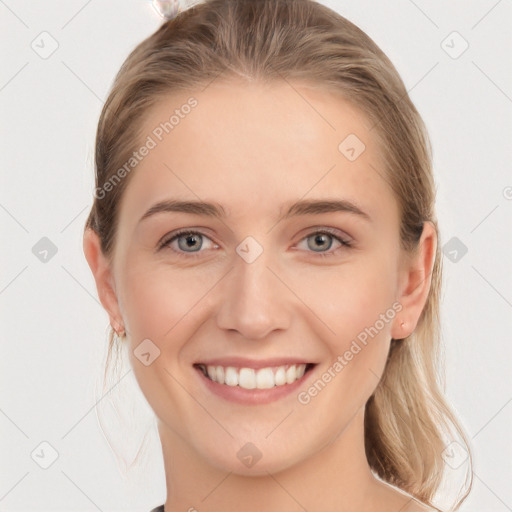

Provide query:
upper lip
left=194, top=357, right=317, bottom=369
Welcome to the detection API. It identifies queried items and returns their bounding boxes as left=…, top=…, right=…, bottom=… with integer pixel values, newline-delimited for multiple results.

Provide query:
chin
left=193, top=436, right=303, bottom=476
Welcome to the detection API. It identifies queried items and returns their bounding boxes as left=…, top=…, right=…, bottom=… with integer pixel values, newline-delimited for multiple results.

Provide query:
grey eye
left=177, top=233, right=204, bottom=252
left=306, top=233, right=334, bottom=252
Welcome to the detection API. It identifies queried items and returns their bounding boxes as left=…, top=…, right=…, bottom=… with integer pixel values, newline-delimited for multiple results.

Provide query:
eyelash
left=158, top=228, right=353, bottom=259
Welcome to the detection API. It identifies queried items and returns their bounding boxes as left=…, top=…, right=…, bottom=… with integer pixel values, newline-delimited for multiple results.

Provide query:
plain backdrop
left=1, top=0, right=511, bottom=511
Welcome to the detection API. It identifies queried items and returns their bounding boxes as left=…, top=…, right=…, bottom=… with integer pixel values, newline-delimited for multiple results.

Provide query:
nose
left=215, top=247, right=292, bottom=340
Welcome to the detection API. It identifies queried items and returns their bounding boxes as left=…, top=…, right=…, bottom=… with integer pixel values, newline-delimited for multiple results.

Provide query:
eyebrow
left=138, top=198, right=372, bottom=224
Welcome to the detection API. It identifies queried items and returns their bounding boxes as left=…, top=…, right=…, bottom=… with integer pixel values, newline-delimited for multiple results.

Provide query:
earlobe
left=391, top=222, right=437, bottom=340
left=83, top=228, right=124, bottom=333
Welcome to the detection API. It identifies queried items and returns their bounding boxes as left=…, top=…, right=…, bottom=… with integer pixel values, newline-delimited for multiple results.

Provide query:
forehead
left=118, top=78, right=395, bottom=228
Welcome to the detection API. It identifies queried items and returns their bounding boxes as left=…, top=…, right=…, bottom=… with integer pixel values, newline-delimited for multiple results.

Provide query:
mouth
left=193, top=362, right=317, bottom=390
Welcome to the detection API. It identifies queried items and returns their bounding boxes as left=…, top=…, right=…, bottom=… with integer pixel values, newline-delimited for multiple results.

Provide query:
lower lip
left=194, top=365, right=316, bottom=405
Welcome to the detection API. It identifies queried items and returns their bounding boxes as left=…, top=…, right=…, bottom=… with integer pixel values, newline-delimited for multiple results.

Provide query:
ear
left=83, top=228, right=125, bottom=333
left=391, top=221, right=437, bottom=339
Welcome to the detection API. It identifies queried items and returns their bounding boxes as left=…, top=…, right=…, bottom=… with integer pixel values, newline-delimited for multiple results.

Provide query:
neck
left=158, top=406, right=380, bottom=512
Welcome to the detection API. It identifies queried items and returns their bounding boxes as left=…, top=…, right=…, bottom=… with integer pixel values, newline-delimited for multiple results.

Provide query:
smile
left=195, top=363, right=315, bottom=390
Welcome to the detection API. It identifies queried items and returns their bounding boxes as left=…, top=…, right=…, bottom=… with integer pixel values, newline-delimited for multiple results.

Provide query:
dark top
left=150, top=506, right=164, bottom=512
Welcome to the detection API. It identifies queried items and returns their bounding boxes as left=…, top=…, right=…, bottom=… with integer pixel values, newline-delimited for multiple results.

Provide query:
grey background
left=1, top=0, right=511, bottom=510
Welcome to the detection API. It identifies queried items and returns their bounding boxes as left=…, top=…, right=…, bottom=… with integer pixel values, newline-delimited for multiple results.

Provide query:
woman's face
left=102, top=79, right=418, bottom=474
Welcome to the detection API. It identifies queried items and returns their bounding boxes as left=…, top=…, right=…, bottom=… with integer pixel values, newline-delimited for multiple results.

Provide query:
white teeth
left=239, top=368, right=256, bottom=389
left=224, top=366, right=238, bottom=386
left=207, top=366, right=216, bottom=382
left=274, top=367, right=286, bottom=386
left=256, top=368, right=275, bottom=389
left=216, top=365, right=225, bottom=385
left=285, top=365, right=297, bottom=384
left=202, top=363, right=309, bottom=389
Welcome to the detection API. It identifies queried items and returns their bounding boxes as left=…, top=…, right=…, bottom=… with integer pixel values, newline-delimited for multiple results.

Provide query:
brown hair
left=84, top=0, right=473, bottom=508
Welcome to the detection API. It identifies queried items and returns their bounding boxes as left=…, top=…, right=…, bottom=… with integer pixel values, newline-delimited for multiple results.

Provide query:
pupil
left=180, top=234, right=201, bottom=251
left=310, top=234, right=331, bottom=252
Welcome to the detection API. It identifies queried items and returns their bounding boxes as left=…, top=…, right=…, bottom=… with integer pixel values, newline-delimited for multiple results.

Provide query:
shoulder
left=400, top=499, right=442, bottom=512
left=370, top=478, right=441, bottom=512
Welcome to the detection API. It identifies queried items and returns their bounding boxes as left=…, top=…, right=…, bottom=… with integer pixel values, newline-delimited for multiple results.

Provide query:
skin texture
left=84, top=79, right=437, bottom=512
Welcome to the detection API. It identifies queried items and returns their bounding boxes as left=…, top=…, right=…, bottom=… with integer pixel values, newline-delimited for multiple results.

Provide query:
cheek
left=118, top=259, right=217, bottom=346
left=119, top=263, right=215, bottom=416
left=297, top=256, right=397, bottom=341
left=292, top=256, right=398, bottom=400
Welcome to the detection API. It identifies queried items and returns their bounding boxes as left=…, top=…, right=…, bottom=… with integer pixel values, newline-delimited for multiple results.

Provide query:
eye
left=296, top=228, right=352, bottom=257
left=158, top=227, right=353, bottom=258
left=158, top=230, right=218, bottom=257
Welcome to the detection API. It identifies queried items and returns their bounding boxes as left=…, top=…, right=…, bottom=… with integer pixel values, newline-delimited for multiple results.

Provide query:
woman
left=83, top=0, right=473, bottom=510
